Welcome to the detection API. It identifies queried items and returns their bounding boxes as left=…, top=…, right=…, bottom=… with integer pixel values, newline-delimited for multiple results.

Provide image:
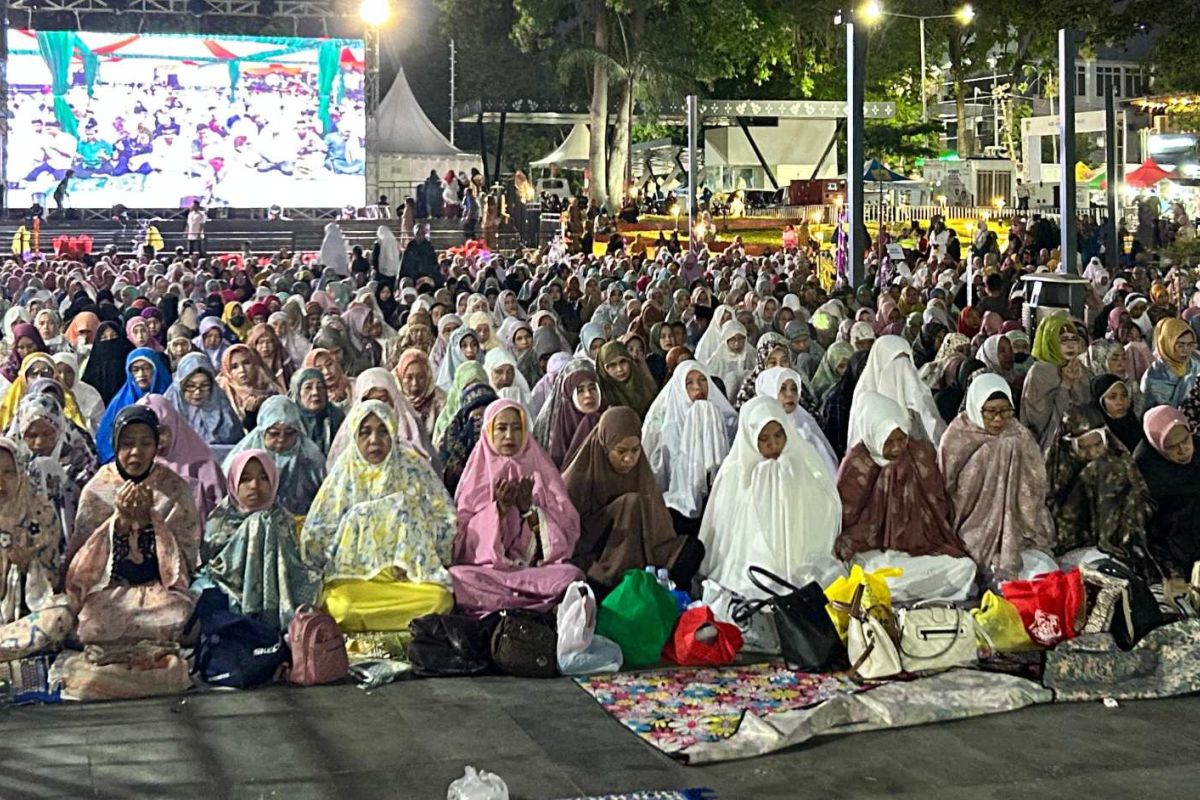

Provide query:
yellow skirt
left=321, top=573, right=453, bottom=633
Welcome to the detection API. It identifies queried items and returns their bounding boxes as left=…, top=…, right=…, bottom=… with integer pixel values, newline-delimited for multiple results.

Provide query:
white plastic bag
left=702, top=579, right=781, bottom=655
left=447, top=766, right=509, bottom=800
left=556, top=581, right=622, bottom=675
left=557, top=581, right=595, bottom=656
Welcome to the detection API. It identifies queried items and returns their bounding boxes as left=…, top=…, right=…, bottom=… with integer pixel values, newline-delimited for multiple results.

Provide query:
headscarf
left=218, top=344, right=280, bottom=420
left=1, top=323, right=46, bottom=382
left=1154, top=317, right=1193, bottom=378
left=222, top=396, right=326, bottom=517
left=561, top=407, right=685, bottom=587
left=125, top=315, right=163, bottom=353
left=52, top=351, right=104, bottom=432
left=595, top=340, right=657, bottom=419
left=222, top=301, right=253, bottom=342
left=483, top=347, right=533, bottom=412
left=0, top=436, right=61, bottom=621
left=301, top=400, right=456, bottom=577
left=0, top=353, right=87, bottom=432
left=289, top=367, right=345, bottom=456
left=95, top=349, right=171, bottom=464
left=754, top=366, right=839, bottom=478
left=245, top=323, right=291, bottom=389
left=433, top=361, right=489, bottom=445
left=1031, top=314, right=1075, bottom=367
left=642, top=360, right=736, bottom=517
left=375, top=225, right=400, bottom=277
left=834, top=391, right=966, bottom=562
left=325, top=367, right=435, bottom=467
left=532, top=358, right=605, bottom=470
left=199, top=449, right=320, bottom=628
left=65, top=311, right=100, bottom=350
left=136, top=394, right=226, bottom=522
left=435, top=326, right=481, bottom=392
left=849, top=335, right=945, bottom=450
left=1091, top=373, right=1143, bottom=453
left=301, top=347, right=354, bottom=406
left=439, top=382, right=498, bottom=494
left=698, top=396, right=842, bottom=598
left=164, top=353, right=244, bottom=447
left=1143, top=406, right=1190, bottom=457
left=452, top=400, right=580, bottom=569
left=394, top=348, right=442, bottom=422
left=193, top=317, right=231, bottom=371
left=811, top=341, right=854, bottom=399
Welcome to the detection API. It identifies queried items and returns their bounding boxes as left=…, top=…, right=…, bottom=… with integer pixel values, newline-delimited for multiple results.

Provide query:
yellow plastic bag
left=971, top=591, right=1035, bottom=653
left=824, top=565, right=903, bottom=641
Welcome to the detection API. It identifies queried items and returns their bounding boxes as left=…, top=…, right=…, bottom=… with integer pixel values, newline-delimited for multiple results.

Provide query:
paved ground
left=2, top=673, right=1197, bottom=800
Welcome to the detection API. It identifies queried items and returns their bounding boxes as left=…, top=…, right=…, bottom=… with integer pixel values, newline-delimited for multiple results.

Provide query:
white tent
left=532, top=123, right=591, bottom=168
left=367, top=67, right=480, bottom=194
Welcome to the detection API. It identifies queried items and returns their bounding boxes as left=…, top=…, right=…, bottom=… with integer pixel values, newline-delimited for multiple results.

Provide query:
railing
left=738, top=203, right=1126, bottom=226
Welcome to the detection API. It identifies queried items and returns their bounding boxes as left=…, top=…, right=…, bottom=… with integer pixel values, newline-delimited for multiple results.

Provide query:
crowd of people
left=0, top=199, right=1198, bottom=698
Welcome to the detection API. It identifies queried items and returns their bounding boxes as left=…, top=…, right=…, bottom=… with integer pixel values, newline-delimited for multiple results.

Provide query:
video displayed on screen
left=5, top=30, right=366, bottom=208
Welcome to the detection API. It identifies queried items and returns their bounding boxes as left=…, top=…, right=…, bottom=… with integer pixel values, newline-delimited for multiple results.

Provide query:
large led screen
left=6, top=30, right=365, bottom=208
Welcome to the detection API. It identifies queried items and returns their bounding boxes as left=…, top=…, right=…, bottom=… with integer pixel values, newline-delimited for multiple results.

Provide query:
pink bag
left=287, top=605, right=348, bottom=686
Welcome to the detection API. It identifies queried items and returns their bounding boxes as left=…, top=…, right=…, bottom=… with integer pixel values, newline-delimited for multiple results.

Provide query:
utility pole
left=686, top=94, right=698, bottom=251
left=449, top=39, right=456, bottom=145
left=1058, top=28, right=1078, bottom=274
left=846, top=20, right=867, bottom=287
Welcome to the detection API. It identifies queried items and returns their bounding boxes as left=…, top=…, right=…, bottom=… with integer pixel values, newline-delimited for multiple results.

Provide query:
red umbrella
left=1125, top=158, right=1174, bottom=189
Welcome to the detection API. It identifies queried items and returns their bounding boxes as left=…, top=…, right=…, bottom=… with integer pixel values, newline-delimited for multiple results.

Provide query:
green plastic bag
left=596, top=570, right=680, bottom=667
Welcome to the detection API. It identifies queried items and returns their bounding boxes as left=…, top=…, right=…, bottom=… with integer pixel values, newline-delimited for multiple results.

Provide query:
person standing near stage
left=399, top=223, right=443, bottom=289
left=186, top=200, right=208, bottom=257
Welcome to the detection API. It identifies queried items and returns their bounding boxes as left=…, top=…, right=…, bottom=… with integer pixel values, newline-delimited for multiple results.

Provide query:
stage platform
left=0, top=216, right=523, bottom=259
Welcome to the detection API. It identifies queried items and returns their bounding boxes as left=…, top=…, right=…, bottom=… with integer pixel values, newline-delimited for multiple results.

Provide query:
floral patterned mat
left=574, top=661, right=866, bottom=757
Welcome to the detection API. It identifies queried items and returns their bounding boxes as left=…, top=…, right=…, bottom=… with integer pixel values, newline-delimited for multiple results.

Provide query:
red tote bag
left=1000, top=568, right=1086, bottom=647
left=663, top=606, right=744, bottom=666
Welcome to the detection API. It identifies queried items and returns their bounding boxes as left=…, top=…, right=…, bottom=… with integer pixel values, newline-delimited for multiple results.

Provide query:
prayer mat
left=574, top=661, right=865, bottom=760
left=554, top=791, right=717, bottom=800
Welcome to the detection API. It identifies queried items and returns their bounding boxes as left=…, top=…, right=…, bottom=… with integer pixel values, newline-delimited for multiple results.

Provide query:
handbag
left=596, top=569, right=679, bottom=667
left=1001, top=568, right=1086, bottom=647
left=897, top=602, right=978, bottom=673
left=1080, top=559, right=1163, bottom=650
left=834, top=583, right=902, bottom=680
left=735, top=566, right=847, bottom=673
left=407, top=613, right=498, bottom=677
left=662, top=605, right=744, bottom=667
left=490, top=609, right=558, bottom=678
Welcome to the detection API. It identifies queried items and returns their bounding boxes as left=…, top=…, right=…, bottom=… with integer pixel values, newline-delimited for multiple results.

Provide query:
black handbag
left=490, top=609, right=558, bottom=678
left=734, top=566, right=848, bottom=672
left=1090, top=559, right=1163, bottom=650
left=407, top=613, right=499, bottom=677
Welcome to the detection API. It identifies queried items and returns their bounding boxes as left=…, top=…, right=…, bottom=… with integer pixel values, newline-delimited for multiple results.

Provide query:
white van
left=536, top=177, right=571, bottom=202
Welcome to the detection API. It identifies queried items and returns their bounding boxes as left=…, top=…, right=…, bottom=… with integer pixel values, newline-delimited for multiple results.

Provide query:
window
left=1096, top=66, right=1121, bottom=98
left=1124, top=68, right=1145, bottom=98
left=1076, top=65, right=1088, bottom=97
left=976, top=170, right=1012, bottom=207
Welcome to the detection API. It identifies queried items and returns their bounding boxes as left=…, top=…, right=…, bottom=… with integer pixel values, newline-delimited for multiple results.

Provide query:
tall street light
left=861, top=2, right=975, bottom=122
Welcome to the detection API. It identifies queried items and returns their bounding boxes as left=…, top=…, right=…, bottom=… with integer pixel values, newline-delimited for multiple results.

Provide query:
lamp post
left=860, top=2, right=975, bottom=122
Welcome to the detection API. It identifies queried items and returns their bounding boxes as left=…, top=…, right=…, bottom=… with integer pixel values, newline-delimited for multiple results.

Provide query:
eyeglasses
left=183, top=381, right=211, bottom=395
left=1059, top=334, right=1082, bottom=345
left=980, top=406, right=1014, bottom=422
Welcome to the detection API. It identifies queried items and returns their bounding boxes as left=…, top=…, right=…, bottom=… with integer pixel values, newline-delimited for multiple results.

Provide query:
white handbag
left=897, top=603, right=978, bottom=673
left=841, top=584, right=902, bottom=680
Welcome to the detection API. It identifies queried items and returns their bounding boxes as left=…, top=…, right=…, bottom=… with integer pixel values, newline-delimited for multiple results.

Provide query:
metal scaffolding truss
left=5, top=0, right=367, bottom=38
left=8, top=0, right=357, bottom=19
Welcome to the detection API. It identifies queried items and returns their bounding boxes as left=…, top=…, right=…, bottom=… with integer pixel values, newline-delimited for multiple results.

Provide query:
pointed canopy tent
left=368, top=67, right=480, bottom=185
left=863, top=158, right=913, bottom=183
left=1125, top=158, right=1174, bottom=189
left=531, top=123, right=591, bottom=169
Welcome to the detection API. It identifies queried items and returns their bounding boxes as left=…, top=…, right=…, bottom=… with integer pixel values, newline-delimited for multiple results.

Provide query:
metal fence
left=740, top=203, right=1124, bottom=226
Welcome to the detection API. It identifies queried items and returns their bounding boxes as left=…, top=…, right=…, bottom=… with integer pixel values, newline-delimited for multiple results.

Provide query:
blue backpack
left=189, top=589, right=290, bottom=689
